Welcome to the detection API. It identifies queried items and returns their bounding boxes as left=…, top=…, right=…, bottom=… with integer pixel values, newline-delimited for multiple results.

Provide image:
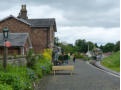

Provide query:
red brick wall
left=30, top=28, right=49, bottom=53
left=0, top=17, right=54, bottom=54
left=0, top=47, right=20, bottom=55
left=0, top=17, right=30, bottom=33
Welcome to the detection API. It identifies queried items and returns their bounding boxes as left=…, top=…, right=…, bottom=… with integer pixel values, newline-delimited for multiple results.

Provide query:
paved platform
left=36, top=59, right=120, bottom=90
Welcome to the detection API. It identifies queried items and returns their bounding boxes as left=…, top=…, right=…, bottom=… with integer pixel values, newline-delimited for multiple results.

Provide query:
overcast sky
left=0, top=0, right=120, bottom=45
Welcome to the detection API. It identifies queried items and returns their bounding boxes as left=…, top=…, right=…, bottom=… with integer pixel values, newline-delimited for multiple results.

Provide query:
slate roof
left=0, top=33, right=31, bottom=47
left=26, top=19, right=56, bottom=27
left=0, top=15, right=31, bottom=25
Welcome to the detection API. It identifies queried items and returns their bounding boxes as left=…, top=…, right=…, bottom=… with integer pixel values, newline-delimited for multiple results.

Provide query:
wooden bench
left=52, top=66, right=74, bottom=75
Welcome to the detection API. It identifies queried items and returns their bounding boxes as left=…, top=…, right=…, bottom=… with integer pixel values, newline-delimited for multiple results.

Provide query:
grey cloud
left=29, top=0, right=120, bottom=28
left=0, top=1, right=18, bottom=10
left=27, top=0, right=119, bottom=12
left=0, top=0, right=120, bottom=28
left=61, top=7, right=120, bottom=27
left=1, top=0, right=119, bottom=12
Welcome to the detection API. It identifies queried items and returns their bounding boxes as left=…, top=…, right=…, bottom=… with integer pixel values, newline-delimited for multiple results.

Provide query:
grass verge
left=101, top=51, right=120, bottom=72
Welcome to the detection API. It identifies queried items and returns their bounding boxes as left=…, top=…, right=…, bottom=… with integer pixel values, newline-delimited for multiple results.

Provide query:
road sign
left=4, top=41, right=11, bottom=47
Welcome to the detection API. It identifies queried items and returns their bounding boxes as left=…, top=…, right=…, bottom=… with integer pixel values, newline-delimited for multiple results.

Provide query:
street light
left=2, top=27, right=9, bottom=71
left=3, top=27, right=9, bottom=40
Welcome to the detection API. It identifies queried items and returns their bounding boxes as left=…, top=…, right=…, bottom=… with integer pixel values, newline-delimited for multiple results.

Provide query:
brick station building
left=0, top=5, right=57, bottom=55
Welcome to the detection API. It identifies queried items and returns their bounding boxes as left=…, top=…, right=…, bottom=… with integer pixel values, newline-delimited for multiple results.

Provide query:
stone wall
left=0, top=56, right=27, bottom=66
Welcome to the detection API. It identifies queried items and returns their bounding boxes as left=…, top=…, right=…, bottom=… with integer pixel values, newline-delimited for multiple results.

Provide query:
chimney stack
left=18, top=4, right=28, bottom=19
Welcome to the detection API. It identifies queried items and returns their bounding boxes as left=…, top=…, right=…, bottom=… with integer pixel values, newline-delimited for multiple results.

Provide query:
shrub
left=26, top=49, right=38, bottom=69
left=40, top=60, right=52, bottom=74
left=12, top=53, right=17, bottom=59
left=58, top=55, right=64, bottom=60
left=33, top=55, right=52, bottom=77
left=74, top=52, right=91, bottom=61
left=74, top=52, right=84, bottom=59
left=82, top=56, right=91, bottom=61
left=0, top=64, right=33, bottom=90
left=43, top=49, right=52, bottom=61
left=0, top=49, right=52, bottom=90
left=0, top=83, right=13, bottom=90
left=0, top=72, right=25, bottom=90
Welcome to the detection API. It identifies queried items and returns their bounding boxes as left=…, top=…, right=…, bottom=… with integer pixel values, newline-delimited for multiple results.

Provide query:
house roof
left=26, top=18, right=56, bottom=27
left=0, top=15, right=31, bottom=26
left=0, top=15, right=57, bottom=32
left=26, top=18, right=57, bottom=32
left=0, top=33, right=32, bottom=47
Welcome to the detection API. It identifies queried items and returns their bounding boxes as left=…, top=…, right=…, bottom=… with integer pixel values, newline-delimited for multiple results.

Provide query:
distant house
left=0, top=4, right=57, bottom=54
left=0, top=33, right=32, bottom=55
left=86, top=51, right=92, bottom=57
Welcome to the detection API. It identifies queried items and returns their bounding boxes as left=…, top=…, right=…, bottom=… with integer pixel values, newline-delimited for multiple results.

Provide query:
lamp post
left=2, top=27, right=9, bottom=70
left=88, top=42, right=89, bottom=52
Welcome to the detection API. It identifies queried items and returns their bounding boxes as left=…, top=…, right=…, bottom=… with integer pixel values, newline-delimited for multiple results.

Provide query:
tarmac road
left=37, top=59, right=120, bottom=90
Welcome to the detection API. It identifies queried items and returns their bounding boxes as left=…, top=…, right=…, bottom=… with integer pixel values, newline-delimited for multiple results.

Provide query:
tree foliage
left=54, top=37, right=59, bottom=46
left=99, top=41, right=120, bottom=52
left=54, top=37, right=120, bottom=53
left=114, top=41, right=120, bottom=52
left=103, top=43, right=115, bottom=52
left=75, top=39, right=94, bottom=53
left=59, top=43, right=75, bottom=54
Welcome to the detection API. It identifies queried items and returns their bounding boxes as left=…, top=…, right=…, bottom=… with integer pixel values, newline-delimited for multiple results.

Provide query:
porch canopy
left=0, top=33, right=32, bottom=55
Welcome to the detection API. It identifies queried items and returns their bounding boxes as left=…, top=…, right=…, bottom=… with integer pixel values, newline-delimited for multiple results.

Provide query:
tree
left=94, top=43, right=98, bottom=48
left=54, top=37, right=59, bottom=46
left=103, top=43, right=115, bottom=52
left=99, top=45, right=104, bottom=51
left=59, top=43, right=75, bottom=54
left=75, top=39, right=95, bottom=53
left=75, top=39, right=88, bottom=53
left=88, top=41, right=95, bottom=51
left=114, top=41, right=120, bottom=52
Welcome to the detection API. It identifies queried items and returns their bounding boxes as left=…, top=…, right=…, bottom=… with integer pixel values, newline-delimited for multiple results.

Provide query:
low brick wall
left=0, top=56, right=27, bottom=66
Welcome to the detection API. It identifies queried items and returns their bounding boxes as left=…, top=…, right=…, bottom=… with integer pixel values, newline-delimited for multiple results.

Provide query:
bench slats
left=52, top=66, right=74, bottom=75
left=52, top=66, right=74, bottom=70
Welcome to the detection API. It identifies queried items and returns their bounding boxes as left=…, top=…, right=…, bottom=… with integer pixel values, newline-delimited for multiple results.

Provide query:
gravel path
left=37, top=59, right=120, bottom=90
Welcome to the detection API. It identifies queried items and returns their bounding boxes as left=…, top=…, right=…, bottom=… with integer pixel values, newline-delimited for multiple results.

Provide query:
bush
left=0, top=49, right=52, bottom=90
left=26, top=49, right=38, bottom=69
left=0, top=83, right=13, bottom=90
left=34, top=55, right=52, bottom=77
left=74, top=52, right=91, bottom=61
left=43, top=49, right=52, bottom=61
left=82, top=56, right=91, bottom=61
left=0, top=63, right=34, bottom=90
left=12, top=53, right=17, bottom=59
left=58, top=55, right=64, bottom=60
left=0, top=67, right=32, bottom=90
left=74, top=52, right=84, bottom=58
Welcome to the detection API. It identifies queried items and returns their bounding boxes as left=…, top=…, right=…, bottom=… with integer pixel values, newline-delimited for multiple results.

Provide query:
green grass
left=101, top=51, right=120, bottom=72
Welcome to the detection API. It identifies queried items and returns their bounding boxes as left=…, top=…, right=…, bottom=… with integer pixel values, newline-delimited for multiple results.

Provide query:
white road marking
left=86, top=61, right=120, bottom=78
